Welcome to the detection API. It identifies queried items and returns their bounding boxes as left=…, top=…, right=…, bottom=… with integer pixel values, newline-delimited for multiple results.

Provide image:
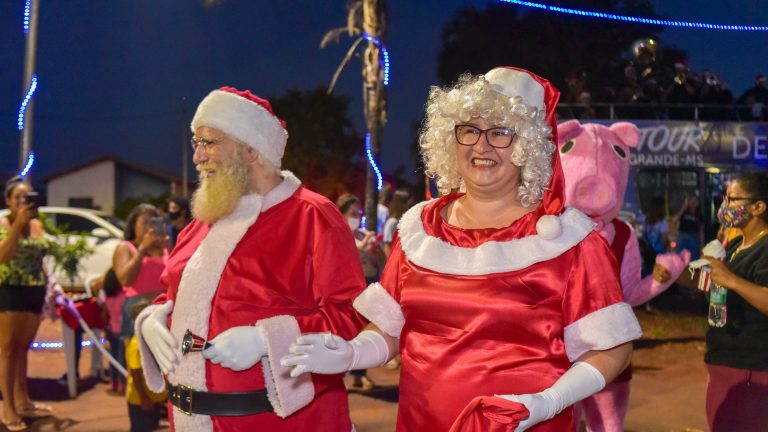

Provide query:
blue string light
left=23, top=0, right=31, bottom=34
left=362, top=32, right=390, bottom=86
left=365, top=133, right=383, bottom=191
left=18, top=74, right=38, bottom=131
left=20, top=151, right=35, bottom=177
left=30, top=338, right=108, bottom=351
left=498, top=0, right=768, bottom=31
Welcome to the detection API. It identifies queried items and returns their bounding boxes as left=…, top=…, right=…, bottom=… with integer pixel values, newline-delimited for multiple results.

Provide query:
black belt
left=167, top=381, right=273, bottom=416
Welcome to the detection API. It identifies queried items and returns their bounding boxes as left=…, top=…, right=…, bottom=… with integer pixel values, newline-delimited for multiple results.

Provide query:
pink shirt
left=103, top=290, right=126, bottom=334
left=121, top=241, right=167, bottom=298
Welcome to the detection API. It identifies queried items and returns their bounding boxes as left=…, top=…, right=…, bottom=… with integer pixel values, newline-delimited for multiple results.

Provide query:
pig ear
left=557, top=119, right=582, bottom=143
left=609, top=122, right=640, bottom=148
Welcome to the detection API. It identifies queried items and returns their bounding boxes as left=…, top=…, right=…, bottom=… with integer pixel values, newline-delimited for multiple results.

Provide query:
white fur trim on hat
left=353, top=282, right=405, bottom=339
left=397, top=201, right=595, bottom=276
left=191, top=90, right=288, bottom=168
left=485, top=68, right=545, bottom=111
left=563, top=302, right=642, bottom=362
left=257, top=315, right=315, bottom=418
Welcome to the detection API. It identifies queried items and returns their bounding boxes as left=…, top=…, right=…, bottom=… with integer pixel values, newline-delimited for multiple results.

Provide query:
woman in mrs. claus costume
left=282, top=67, right=643, bottom=431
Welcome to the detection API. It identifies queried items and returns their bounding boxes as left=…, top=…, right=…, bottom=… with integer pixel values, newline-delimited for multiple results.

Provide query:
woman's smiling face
left=455, top=117, right=521, bottom=197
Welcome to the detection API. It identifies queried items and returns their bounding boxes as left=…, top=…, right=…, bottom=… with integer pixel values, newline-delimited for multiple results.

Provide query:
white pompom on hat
left=190, top=87, right=288, bottom=168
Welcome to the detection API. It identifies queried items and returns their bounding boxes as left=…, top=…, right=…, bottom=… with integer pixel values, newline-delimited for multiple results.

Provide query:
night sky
left=1, top=0, right=766, bottom=187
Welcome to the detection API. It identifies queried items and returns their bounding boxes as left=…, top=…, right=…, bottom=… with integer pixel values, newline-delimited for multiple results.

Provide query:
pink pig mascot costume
left=558, top=120, right=690, bottom=432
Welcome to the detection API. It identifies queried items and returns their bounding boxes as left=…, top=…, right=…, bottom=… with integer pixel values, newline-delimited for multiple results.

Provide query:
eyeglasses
left=190, top=137, right=219, bottom=153
left=723, top=195, right=754, bottom=204
left=454, top=125, right=516, bottom=148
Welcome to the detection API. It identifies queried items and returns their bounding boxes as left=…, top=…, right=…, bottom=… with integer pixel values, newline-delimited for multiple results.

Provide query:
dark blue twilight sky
left=1, top=1, right=766, bottom=186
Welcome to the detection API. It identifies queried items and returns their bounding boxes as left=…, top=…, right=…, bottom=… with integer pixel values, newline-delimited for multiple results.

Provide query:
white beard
left=192, top=153, right=251, bottom=224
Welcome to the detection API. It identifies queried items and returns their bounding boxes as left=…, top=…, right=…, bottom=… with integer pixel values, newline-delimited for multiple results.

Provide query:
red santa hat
left=190, top=87, right=288, bottom=168
left=484, top=66, right=564, bottom=239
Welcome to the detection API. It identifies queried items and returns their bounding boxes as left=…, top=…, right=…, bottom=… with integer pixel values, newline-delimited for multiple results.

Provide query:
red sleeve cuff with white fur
left=563, top=302, right=642, bottom=362
left=353, top=282, right=405, bottom=338
left=256, top=315, right=315, bottom=418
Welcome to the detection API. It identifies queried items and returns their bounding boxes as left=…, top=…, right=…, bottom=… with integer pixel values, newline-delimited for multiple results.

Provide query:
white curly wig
left=419, top=72, right=555, bottom=207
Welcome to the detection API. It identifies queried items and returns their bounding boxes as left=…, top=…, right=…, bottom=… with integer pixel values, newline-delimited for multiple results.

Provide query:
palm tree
left=322, top=0, right=388, bottom=231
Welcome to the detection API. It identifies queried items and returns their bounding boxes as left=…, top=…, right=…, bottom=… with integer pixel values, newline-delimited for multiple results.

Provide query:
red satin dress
left=380, top=195, right=625, bottom=432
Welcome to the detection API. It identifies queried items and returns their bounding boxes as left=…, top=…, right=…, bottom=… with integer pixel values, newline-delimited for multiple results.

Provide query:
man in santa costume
left=282, top=67, right=643, bottom=431
left=135, top=86, right=367, bottom=431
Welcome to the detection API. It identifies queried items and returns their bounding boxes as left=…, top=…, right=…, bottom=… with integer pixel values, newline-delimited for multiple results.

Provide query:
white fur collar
left=398, top=200, right=595, bottom=276
left=262, top=170, right=301, bottom=211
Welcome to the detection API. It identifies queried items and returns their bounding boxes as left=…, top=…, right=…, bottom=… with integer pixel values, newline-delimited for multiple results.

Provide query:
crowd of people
left=0, top=65, right=765, bottom=432
left=562, top=61, right=768, bottom=122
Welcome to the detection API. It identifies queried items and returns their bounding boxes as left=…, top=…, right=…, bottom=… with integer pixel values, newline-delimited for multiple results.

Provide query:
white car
left=0, top=206, right=125, bottom=290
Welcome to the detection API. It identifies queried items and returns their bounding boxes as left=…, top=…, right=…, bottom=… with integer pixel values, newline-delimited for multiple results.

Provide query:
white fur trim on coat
left=135, top=303, right=166, bottom=393
left=162, top=172, right=301, bottom=430
left=353, top=283, right=405, bottom=338
left=256, top=315, right=314, bottom=418
left=563, top=302, right=642, bottom=362
left=168, top=193, right=263, bottom=431
left=191, top=90, right=287, bottom=168
left=397, top=201, right=595, bottom=276
left=263, top=171, right=301, bottom=211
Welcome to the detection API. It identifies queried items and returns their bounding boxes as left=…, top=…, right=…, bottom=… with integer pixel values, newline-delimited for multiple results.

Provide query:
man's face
left=191, top=127, right=252, bottom=223
left=192, top=126, right=241, bottom=180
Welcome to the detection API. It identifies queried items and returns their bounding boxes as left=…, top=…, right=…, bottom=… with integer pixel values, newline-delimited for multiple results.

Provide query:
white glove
left=280, top=330, right=390, bottom=378
left=498, top=362, right=606, bottom=431
left=139, top=301, right=178, bottom=374
left=202, top=326, right=266, bottom=371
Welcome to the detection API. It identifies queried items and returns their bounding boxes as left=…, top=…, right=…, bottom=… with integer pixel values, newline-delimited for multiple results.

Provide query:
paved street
left=14, top=310, right=707, bottom=432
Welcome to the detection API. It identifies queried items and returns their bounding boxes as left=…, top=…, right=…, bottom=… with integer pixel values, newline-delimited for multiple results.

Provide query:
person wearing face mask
left=165, top=196, right=191, bottom=249
left=336, top=192, right=378, bottom=391
left=698, top=172, right=768, bottom=432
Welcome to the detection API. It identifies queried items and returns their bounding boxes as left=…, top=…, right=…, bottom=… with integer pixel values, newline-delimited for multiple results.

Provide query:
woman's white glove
left=202, top=326, right=266, bottom=371
left=139, top=301, right=178, bottom=374
left=498, top=362, right=606, bottom=431
left=280, top=330, right=390, bottom=378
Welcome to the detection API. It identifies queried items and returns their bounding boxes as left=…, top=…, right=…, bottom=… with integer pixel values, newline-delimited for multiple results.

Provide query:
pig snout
left=572, top=176, right=617, bottom=217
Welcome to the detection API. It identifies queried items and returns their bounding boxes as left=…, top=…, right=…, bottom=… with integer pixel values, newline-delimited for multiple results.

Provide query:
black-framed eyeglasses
left=723, top=195, right=755, bottom=204
left=454, top=125, right=516, bottom=148
left=190, top=137, right=219, bottom=153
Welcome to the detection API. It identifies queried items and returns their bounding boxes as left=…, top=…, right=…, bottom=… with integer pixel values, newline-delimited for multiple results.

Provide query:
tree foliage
left=437, top=0, right=678, bottom=101
left=270, top=88, right=366, bottom=199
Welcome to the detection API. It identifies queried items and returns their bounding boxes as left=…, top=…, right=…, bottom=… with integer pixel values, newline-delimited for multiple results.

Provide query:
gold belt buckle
left=171, top=384, right=193, bottom=416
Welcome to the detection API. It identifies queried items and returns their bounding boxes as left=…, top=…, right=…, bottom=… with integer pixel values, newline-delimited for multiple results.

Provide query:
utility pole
left=20, top=0, right=40, bottom=175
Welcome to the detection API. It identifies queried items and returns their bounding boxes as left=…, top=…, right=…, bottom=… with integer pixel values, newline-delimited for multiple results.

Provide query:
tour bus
left=609, top=120, right=767, bottom=241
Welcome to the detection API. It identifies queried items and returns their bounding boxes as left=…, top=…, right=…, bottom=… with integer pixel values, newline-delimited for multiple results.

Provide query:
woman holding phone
left=0, top=177, right=51, bottom=431
left=113, top=204, right=167, bottom=342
